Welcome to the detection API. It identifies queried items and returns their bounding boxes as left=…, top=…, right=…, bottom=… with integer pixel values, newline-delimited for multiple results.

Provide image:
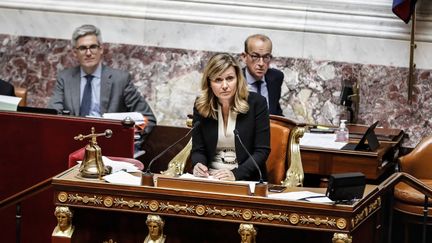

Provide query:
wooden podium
left=51, top=167, right=389, bottom=243
left=301, top=124, right=404, bottom=182
left=0, top=111, right=135, bottom=243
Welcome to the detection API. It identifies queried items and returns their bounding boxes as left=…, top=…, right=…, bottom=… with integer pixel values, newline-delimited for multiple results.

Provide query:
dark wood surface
left=0, top=111, right=135, bottom=243
left=52, top=167, right=388, bottom=243
left=301, top=125, right=404, bottom=181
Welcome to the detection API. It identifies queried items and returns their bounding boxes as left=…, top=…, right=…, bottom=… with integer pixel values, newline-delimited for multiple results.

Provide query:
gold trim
left=57, top=192, right=68, bottom=203
left=196, top=205, right=206, bottom=216
left=68, top=194, right=102, bottom=205
left=283, top=126, right=305, bottom=187
left=57, top=192, right=344, bottom=229
left=336, top=218, right=347, bottom=230
left=289, top=213, right=299, bottom=225
left=149, top=200, right=160, bottom=211
left=113, top=198, right=148, bottom=209
left=351, top=197, right=381, bottom=228
left=242, top=209, right=253, bottom=220
left=299, top=216, right=336, bottom=227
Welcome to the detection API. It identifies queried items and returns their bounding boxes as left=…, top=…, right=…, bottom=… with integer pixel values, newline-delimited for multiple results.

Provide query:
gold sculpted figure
left=238, top=223, right=257, bottom=243
left=332, top=233, right=352, bottom=243
left=144, top=214, right=166, bottom=243
left=52, top=206, right=74, bottom=238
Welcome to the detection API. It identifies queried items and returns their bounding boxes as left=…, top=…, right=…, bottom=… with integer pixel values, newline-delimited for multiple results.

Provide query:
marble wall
left=0, top=0, right=431, bottom=147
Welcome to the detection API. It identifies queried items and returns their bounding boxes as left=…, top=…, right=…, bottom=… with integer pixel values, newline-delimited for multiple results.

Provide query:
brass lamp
left=74, top=127, right=113, bottom=179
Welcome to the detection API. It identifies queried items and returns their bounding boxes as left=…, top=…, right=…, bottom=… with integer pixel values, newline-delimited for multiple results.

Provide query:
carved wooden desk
left=51, top=167, right=389, bottom=243
left=301, top=125, right=404, bottom=181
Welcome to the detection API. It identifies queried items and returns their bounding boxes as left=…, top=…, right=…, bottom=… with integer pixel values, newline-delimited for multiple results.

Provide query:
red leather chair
left=393, top=135, right=432, bottom=242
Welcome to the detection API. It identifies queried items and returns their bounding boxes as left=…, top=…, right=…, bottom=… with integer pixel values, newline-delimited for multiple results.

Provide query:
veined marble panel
left=0, top=34, right=429, bottom=147
left=0, top=0, right=431, bottom=68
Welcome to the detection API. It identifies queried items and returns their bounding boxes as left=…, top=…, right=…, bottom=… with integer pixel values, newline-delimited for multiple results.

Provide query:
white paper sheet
left=77, top=156, right=140, bottom=173
left=300, top=132, right=347, bottom=150
left=268, top=191, right=332, bottom=203
left=0, top=94, right=21, bottom=111
left=178, top=173, right=262, bottom=194
left=102, top=112, right=145, bottom=125
left=103, top=171, right=141, bottom=186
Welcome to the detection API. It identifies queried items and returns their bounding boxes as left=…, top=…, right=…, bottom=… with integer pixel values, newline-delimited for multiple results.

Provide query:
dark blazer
left=265, top=68, right=284, bottom=116
left=48, top=65, right=156, bottom=130
left=243, top=68, right=284, bottom=116
left=0, top=79, right=15, bottom=96
left=191, top=92, right=270, bottom=181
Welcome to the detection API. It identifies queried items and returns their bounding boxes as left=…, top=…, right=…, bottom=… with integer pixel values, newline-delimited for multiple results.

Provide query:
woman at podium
left=191, top=53, right=270, bottom=181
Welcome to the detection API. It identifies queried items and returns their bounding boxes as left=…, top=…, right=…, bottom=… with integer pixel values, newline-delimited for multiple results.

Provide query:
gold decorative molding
left=68, top=194, right=102, bottom=205
left=336, top=218, right=347, bottom=230
left=299, top=216, right=336, bottom=227
left=283, top=126, right=305, bottom=187
left=332, top=233, right=352, bottom=243
left=160, top=202, right=194, bottom=213
left=113, top=198, right=149, bottom=209
left=56, top=192, right=345, bottom=229
left=253, top=211, right=289, bottom=222
left=351, top=197, right=381, bottom=228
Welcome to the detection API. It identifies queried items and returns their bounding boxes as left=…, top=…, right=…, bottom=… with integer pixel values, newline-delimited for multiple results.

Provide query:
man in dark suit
left=241, top=34, right=284, bottom=116
left=48, top=24, right=156, bottom=133
left=0, top=79, right=15, bottom=96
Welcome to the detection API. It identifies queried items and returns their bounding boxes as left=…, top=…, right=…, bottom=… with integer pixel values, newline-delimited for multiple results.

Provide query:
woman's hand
left=193, top=163, right=209, bottom=177
left=210, top=169, right=235, bottom=181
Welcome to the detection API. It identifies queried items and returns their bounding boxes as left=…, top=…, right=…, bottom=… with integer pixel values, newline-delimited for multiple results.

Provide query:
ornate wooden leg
left=238, top=223, right=257, bottom=243
left=332, top=233, right=352, bottom=243
left=52, top=206, right=74, bottom=243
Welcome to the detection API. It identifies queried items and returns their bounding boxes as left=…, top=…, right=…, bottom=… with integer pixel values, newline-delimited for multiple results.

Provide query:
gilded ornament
left=195, top=205, right=206, bottom=216
left=289, top=213, right=299, bottom=225
left=57, top=192, right=68, bottom=203
left=242, top=209, right=253, bottom=220
left=336, top=218, right=347, bottom=229
left=149, top=200, right=159, bottom=211
left=103, top=197, right=113, bottom=207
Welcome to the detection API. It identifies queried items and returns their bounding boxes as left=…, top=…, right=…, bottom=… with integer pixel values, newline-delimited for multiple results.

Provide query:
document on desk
left=77, top=156, right=140, bottom=173
left=0, top=95, right=21, bottom=111
left=268, top=191, right=333, bottom=203
left=179, top=173, right=260, bottom=194
left=300, top=132, right=347, bottom=150
left=103, top=170, right=141, bottom=186
left=102, top=112, right=146, bottom=125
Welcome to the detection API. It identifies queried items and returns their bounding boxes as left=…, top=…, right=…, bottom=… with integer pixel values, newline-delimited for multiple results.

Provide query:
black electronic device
left=268, top=185, right=286, bottom=193
left=326, top=172, right=365, bottom=203
left=17, top=106, right=59, bottom=115
left=341, top=121, right=380, bottom=151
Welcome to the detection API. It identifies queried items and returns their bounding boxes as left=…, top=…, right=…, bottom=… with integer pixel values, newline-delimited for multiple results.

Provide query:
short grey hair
left=71, top=24, right=103, bottom=47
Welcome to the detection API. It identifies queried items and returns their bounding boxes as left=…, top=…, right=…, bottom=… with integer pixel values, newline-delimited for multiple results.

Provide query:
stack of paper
left=0, top=95, right=21, bottom=111
left=102, top=112, right=146, bottom=125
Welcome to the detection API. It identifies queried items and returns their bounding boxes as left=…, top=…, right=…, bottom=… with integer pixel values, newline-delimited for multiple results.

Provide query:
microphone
left=233, top=129, right=263, bottom=184
left=233, top=129, right=267, bottom=197
left=142, top=121, right=200, bottom=186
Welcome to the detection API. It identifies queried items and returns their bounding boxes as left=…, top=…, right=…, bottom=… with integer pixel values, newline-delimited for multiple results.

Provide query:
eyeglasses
left=75, top=44, right=100, bottom=54
left=247, top=52, right=272, bottom=63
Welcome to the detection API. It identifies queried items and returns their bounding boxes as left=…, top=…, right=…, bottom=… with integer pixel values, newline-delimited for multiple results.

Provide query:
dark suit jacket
left=0, top=79, right=15, bottom=96
left=48, top=65, right=156, bottom=130
left=243, top=68, right=284, bottom=116
left=191, top=93, right=270, bottom=181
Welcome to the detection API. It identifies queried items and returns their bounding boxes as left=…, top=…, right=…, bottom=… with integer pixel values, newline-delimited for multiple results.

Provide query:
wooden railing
left=0, top=177, right=52, bottom=243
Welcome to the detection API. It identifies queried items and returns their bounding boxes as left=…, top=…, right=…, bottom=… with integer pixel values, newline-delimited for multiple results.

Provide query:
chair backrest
left=266, top=121, right=291, bottom=184
left=266, top=115, right=305, bottom=185
left=399, top=135, right=432, bottom=179
left=14, top=87, right=27, bottom=106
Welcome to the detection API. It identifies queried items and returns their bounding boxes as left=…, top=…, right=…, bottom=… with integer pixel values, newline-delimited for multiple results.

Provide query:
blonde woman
left=192, top=53, right=270, bottom=181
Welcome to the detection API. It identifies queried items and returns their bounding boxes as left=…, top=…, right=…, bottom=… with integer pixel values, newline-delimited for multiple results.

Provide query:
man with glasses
left=241, top=34, right=284, bottom=116
left=48, top=24, right=156, bottom=133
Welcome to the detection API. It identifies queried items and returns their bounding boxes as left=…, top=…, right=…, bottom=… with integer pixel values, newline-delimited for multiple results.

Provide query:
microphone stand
left=234, top=130, right=268, bottom=197
left=142, top=121, right=200, bottom=186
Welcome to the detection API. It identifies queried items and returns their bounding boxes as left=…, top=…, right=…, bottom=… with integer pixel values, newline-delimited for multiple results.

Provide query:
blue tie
left=79, top=74, right=94, bottom=116
left=254, top=80, right=263, bottom=95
